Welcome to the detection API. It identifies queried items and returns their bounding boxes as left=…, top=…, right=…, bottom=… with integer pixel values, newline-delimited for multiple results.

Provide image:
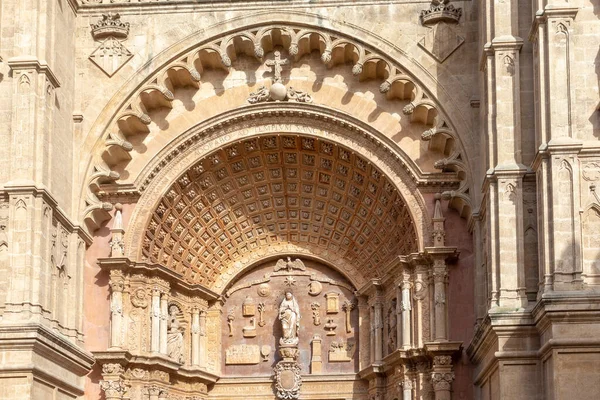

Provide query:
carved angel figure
left=167, top=305, right=184, bottom=363
left=274, top=257, right=306, bottom=272
left=278, top=291, right=300, bottom=344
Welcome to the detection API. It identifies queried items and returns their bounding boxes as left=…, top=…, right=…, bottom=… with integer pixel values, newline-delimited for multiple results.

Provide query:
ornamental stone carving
left=89, top=14, right=133, bottom=77
left=100, top=380, right=128, bottom=400
left=275, top=257, right=306, bottom=273
left=90, top=13, right=130, bottom=40
left=273, top=362, right=302, bottom=400
left=431, top=372, right=455, bottom=391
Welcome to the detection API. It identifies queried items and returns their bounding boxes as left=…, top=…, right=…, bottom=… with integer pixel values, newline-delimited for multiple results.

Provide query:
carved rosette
left=273, top=361, right=302, bottom=400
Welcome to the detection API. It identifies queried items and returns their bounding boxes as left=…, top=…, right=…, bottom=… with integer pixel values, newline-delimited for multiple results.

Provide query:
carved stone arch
left=123, top=106, right=430, bottom=292
left=80, top=11, right=475, bottom=232
left=124, top=104, right=429, bottom=249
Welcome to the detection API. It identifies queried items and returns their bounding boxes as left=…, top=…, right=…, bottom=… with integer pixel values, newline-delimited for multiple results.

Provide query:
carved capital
left=431, top=372, right=455, bottom=391
left=100, top=379, right=128, bottom=400
left=102, top=363, right=124, bottom=376
left=433, top=355, right=452, bottom=366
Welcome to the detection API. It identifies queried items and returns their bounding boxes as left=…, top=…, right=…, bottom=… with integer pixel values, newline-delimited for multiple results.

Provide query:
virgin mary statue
left=278, top=291, right=300, bottom=345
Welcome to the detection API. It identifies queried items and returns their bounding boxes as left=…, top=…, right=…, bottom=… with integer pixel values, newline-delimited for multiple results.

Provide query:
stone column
left=147, top=385, right=164, bottom=400
left=427, top=196, right=458, bottom=342
left=100, top=364, right=127, bottom=400
left=401, top=272, right=412, bottom=349
left=191, top=306, right=200, bottom=367
left=199, top=310, right=207, bottom=368
left=358, top=296, right=370, bottom=370
left=159, top=294, right=169, bottom=355
left=109, top=272, right=124, bottom=349
left=151, top=288, right=161, bottom=353
left=432, top=260, right=448, bottom=342
left=430, top=356, right=454, bottom=400
left=401, top=377, right=413, bottom=400
left=396, top=284, right=402, bottom=351
left=413, top=263, right=430, bottom=347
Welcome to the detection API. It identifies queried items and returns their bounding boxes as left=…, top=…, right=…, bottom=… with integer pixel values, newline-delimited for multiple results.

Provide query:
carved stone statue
left=387, top=298, right=398, bottom=353
left=167, top=305, right=184, bottom=363
left=278, top=291, right=300, bottom=345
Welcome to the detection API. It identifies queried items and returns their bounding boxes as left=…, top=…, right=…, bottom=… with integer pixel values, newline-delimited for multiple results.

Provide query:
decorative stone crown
left=91, top=13, right=130, bottom=40
left=420, top=0, right=462, bottom=25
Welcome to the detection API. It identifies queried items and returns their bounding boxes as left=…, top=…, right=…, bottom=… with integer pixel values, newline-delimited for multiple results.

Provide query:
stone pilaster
left=191, top=305, right=201, bottom=367
left=159, top=293, right=169, bottom=355
left=151, top=287, right=161, bottom=353
left=530, top=6, right=581, bottom=292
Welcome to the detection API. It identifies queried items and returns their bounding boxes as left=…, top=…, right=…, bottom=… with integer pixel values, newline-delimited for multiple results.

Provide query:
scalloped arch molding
left=82, top=12, right=475, bottom=235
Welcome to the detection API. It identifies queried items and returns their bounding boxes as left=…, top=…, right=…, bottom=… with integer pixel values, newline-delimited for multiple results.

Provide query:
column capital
left=431, top=371, right=455, bottom=391
left=100, top=379, right=128, bottom=400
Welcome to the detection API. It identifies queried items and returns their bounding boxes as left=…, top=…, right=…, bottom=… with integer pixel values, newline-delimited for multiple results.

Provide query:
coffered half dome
left=141, top=135, right=418, bottom=288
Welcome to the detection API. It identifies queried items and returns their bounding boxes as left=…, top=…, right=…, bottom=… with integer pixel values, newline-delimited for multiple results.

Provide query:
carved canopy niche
left=141, top=135, right=418, bottom=288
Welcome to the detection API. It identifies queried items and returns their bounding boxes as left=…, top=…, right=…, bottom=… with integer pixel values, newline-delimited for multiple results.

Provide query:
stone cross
left=265, top=51, right=288, bottom=83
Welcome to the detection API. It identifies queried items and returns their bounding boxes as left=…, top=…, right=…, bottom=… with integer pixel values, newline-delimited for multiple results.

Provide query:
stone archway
left=88, top=18, right=473, bottom=400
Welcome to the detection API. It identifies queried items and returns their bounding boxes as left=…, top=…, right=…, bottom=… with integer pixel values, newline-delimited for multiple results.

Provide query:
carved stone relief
left=89, top=13, right=133, bottom=77
left=418, top=1, right=464, bottom=63
left=221, top=258, right=358, bottom=377
left=328, top=340, right=356, bottom=362
left=225, top=344, right=261, bottom=365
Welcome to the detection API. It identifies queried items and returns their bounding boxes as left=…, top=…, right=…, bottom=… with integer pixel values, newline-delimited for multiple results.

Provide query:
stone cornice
left=0, top=185, right=93, bottom=245
left=7, top=56, right=61, bottom=88
left=0, top=323, right=95, bottom=381
left=532, top=292, right=600, bottom=334
left=357, top=278, right=384, bottom=297
left=97, top=257, right=220, bottom=301
left=93, top=350, right=220, bottom=382
left=77, top=0, right=434, bottom=14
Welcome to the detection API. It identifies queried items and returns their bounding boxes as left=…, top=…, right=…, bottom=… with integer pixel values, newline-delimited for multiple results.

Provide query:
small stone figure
left=387, top=299, right=398, bottom=353
left=227, top=308, right=235, bottom=337
left=324, top=318, right=337, bottom=336
left=167, top=305, right=184, bottom=363
left=311, top=302, right=321, bottom=326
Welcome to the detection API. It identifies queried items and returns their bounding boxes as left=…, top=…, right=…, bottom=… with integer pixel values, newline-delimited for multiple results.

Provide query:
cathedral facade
left=0, top=0, right=599, bottom=399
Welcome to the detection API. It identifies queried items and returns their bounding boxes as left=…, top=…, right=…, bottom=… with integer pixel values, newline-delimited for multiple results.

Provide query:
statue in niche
left=167, top=305, right=184, bottom=363
left=387, top=299, right=398, bottom=354
left=278, top=291, right=300, bottom=344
